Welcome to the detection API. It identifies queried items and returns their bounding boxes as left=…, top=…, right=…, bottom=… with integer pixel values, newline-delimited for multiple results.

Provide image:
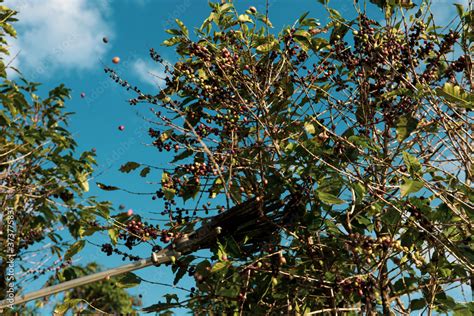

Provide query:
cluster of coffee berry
left=159, top=201, right=177, bottom=215
left=100, top=243, right=142, bottom=261
left=148, top=128, right=181, bottom=153
left=324, top=14, right=462, bottom=131
left=172, top=209, right=191, bottom=224
left=219, top=47, right=240, bottom=71
left=421, top=30, right=459, bottom=84
left=105, top=67, right=144, bottom=98
left=338, top=275, right=377, bottom=299
left=346, top=233, right=424, bottom=267
left=215, top=111, right=244, bottom=134
left=189, top=43, right=212, bottom=62
left=284, top=28, right=309, bottom=65
left=18, top=228, right=44, bottom=250
left=195, top=122, right=219, bottom=138
left=450, top=54, right=469, bottom=75
left=159, top=230, right=174, bottom=244
left=120, top=220, right=160, bottom=249
left=180, top=161, right=212, bottom=179
left=149, top=48, right=164, bottom=64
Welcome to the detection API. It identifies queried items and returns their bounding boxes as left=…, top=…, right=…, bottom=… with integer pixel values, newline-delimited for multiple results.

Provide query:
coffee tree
left=102, top=0, right=472, bottom=314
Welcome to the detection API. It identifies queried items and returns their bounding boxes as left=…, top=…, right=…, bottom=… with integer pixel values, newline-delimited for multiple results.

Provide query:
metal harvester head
left=152, top=194, right=301, bottom=264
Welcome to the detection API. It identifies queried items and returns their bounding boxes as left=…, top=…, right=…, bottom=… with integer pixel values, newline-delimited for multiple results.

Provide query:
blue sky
left=3, top=0, right=468, bottom=314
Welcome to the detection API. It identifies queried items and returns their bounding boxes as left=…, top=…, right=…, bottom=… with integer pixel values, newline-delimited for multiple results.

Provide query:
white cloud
left=4, top=0, right=113, bottom=78
left=132, top=58, right=167, bottom=88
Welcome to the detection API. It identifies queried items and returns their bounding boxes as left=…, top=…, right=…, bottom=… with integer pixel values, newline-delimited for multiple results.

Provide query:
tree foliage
left=51, top=263, right=142, bottom=315
left=0, top=1, right=140, bottom=313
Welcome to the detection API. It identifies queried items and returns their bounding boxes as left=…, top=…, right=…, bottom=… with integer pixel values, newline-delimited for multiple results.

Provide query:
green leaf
left=108, top=228, right=118, bottom=245
left=160, top=129, right=173, bottom=142
left=356, top=215, right=372, bottom=227
left=142, top=302, right=179, bottom=312
left=0, top=110, right=11, bottom=126
left=381, top=208, right=401, bottom=225
left=76, top=172, right=89, bottom=192
left=181, top=181, right=199, bottom=202
left=162, top=36, right=182, bottom=47
left=165, top=28, right=182, bottom=35
left=352, top=182, right=366, bottom=202
left=164, top=293, right=179, bottom=304
left=258, top=15, right=273, bottom=28
left=197, top=68, right=208, bottom=80
left=97, top=182, right=119, bottom=191
left=348, top=135, right=379, bottom=151
left=393, top=277, right=417, bottom=292
left=223, top=236, right=242, bottom=257
left=219, top=3, right=233, bottom=12
left=3, top=23, right=16, bottom=37
left=256, top=39, right=278, bottom=53
left=383, top=87, right=410, bottom=99
left=114, top=272, right=141, bottom=288
left=174, top=266, right=187, bottom=285
left=216, top=286, right=240, bottom=298
left=163, top=188, right=176, bottom=201
left=65, top=240, right=85, bottom=260
left=317, top=191, right=345, bottom=205
left=200, top=15, right=213, bottom=34
left=436, top=82, right=473, bottom=109
left=400, top=178, right=423, bottom=197
left=410, top=298, right=426, bottom=311
left=175, top=18, right=188, bottom=36
left=329, top=20, right=349, bottom=43
left=171, top=149, right=193, bottom=163
left=304, top=122, right=316, bottom=134
left=454, top=4, right=465, bottom=18
left=211, top=261, right=230, bottom=273
left=396, top=115, right=419, bottom=141
left=294, top=30, right=311, bottom=38
left=119, top=161, right=141, bottom=173
left=403, top=152, right=422, bottom=175
left=140, top=167, right=151, bottom=177
left=91, top=203, right=110, bottom=219
left=297, top=12, right=310, bottom=24
left=453, top=302, right=474, bottom=316
left=210, top=177, right=224, bottom=199
left=54, top=298, right=83, bottom=315
left=238, top=14, right=253, bottom=23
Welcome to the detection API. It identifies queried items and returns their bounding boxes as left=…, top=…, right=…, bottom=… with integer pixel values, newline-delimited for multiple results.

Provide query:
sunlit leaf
left=97, top=182, right=120, bottom=191
left=317, top=191, right=345, bottom=205
left=436, top=82, right=473, bottom=109
left=175, top=18, right=188, bottom=36
left=238, top=14, right=253, bottom=23
left=54, top=299, right=83, bottom=315
left=65, top=240, right=85, bottom=260
left=403, top=152, right=422, bottom=175
left=400, top=178, right=423, bottom=197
